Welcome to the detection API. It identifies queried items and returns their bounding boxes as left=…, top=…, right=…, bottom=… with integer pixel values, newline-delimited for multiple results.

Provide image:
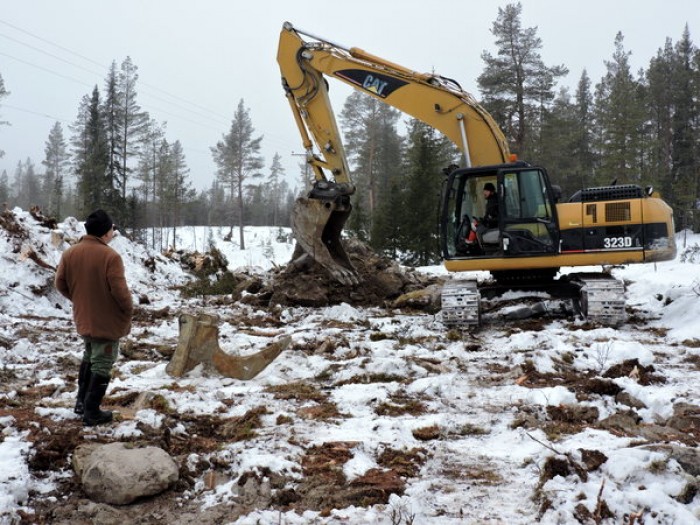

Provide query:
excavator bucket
left=166, top=313, right=291, bottom=380
left=291, top=196, right=359, bottom=285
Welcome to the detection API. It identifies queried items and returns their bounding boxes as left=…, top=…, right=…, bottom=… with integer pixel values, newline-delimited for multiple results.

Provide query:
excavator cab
left=442, top=162, right=561, bottom=261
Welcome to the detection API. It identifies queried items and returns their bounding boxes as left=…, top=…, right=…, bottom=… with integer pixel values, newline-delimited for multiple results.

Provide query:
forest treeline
left=0, top=3, right=698, bottom=262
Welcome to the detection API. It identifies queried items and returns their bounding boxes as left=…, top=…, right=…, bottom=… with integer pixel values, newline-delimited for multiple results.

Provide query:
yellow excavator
left=277, top=22, right=677, bottom=326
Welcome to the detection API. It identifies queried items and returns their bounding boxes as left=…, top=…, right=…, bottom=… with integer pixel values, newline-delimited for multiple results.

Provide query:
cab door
left=499, top=167, right=560, bottom=256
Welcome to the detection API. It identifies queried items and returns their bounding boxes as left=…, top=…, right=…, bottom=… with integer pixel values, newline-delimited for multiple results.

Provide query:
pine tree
left=211, top=99, right=264, bottom=249
left=42, top=122, right=71, bottom=218
left=115, top=57, right=149, bottom=225
left=137, top=119, right=167, bottom=247
left=477, top=2, right=567, bottom=158
left=265, top=153, right=285, bottom=226
left=340, top=91, right=402, bottom=237
left=371, top=177, right=404, bottom=258
left=166, top=140, right=192, bottom=248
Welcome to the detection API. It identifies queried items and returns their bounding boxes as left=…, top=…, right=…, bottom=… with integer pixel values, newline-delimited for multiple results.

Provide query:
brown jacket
left=55, top=235, right=133, bottom=340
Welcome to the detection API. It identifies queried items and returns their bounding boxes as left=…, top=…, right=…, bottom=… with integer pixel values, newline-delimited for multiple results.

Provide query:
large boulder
left=73, top=442, right=179, bottom=505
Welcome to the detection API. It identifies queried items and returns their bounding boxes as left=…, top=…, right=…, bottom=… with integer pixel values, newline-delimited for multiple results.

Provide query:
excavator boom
left=277, top=22, right=510, bottom=283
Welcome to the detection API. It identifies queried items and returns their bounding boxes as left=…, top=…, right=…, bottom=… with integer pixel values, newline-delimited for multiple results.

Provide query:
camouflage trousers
left=81, top=337, right=119, bottom=377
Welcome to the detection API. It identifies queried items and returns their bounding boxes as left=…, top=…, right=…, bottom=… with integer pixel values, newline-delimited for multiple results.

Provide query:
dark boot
left=82, top=373, right=113, bottom=427
left=74, top=360, right=91, bottom=415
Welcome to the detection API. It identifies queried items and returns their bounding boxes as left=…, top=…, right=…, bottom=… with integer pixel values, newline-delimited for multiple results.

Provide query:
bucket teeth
left=291, top=197, right=359, bottom=285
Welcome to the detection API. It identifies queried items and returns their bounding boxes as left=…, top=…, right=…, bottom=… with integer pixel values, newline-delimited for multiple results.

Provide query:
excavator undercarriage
left=441, top=273, right=627, bottom=328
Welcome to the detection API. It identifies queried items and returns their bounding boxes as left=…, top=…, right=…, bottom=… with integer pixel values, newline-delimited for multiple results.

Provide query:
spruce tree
left=400, top=119, right=454, bottom=266
left=15, top=159, right=40, bottom=210
left=12, top=160, right=24, bottom=208
left=534, top=88, right=580, bottom=199
left=646, top=39, right=675, bottom=197
left=102, top=61, right=121, bottom=206
left=71, top=86, right=109, bottom=215
left=593, top=32, right=646, bottom=186
left=42, top=122, right=71, bottom=218
left=572, top=70, right=597, bottom=191
left=339, top=91, right=402, bottom=241
left=669, top=26, right=698, bottom=230
left=0, top=170, right=9, bottom=204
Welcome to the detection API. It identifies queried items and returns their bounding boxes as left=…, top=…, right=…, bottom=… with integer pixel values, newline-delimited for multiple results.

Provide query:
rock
left=667, top=402, right=700, bottom=436
left=547, top=404, right=599, bottom=423
left=615, top=391, right=647, bottom=410
left=597, top=410, right=641, bottom=435
left=645, top=445, right=700, bottom=477
left=389, top=283, right=443, bottom=312
left=578, top=449, right=608, bottom=471
left=73, top=442, right=179, bottom=505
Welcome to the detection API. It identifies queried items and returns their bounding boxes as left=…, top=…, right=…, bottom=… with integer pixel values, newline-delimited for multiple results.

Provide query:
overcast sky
left=0, top=0, right=695, bottom=194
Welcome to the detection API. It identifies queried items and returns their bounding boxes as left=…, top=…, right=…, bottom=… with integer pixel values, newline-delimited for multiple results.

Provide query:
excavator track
left=571, top=274, right=626, bottom=326
left=441, top=279, right=481, bottom=328
left=440, top=273, right=626, bottom=328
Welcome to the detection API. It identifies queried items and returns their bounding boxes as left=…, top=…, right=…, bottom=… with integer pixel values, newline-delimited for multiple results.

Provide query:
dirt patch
left=377, top=447, right=426, bottom=478
left=412, top=424, right=441, bottom=441
left=603, top=359, right=665, bottom=385
left=547, top=405, right=599, bottom=424
left=579, top=449, right=608, bottom=471
left=288, top=441, right=410, bottom=512
left=375, top=394, right=428, bottom=417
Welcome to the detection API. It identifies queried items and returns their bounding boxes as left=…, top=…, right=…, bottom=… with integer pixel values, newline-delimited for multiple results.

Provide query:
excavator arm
left=277, top=22, right=511, bottom=284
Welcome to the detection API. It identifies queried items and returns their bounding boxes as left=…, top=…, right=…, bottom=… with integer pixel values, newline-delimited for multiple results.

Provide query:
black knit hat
left=84, top=209, right=113, bottom=237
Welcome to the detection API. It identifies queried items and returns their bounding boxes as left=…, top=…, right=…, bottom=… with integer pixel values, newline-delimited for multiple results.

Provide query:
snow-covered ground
left=0, top=208, right=698, bottom=524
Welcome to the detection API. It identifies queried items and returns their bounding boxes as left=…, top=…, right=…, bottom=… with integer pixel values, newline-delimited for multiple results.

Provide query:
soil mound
left=263, top=238, right=440, bottom=308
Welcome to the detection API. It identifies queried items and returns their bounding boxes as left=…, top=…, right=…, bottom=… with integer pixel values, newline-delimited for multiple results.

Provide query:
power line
left=0, top=31, right=104, bottom=77
left=1, top=103, right=71, bottom=124
left=0, top=51, right=95, bottom=89
left=0, top=18, right=104, bottom=68
left=0, top=18, right=230, bottom=126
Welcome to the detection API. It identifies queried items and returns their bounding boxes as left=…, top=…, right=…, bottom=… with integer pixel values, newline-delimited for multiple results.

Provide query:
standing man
left=55, top=210, right=133, bottom=426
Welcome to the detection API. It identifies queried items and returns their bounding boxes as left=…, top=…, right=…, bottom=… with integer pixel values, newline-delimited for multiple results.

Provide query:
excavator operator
left=481, top=182, right=499, bottom=227
left=477, top=182, right=499, bottom=245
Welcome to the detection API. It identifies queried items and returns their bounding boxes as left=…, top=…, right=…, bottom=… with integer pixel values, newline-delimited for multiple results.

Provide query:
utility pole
left=291, top=151, right=311, bottom=194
